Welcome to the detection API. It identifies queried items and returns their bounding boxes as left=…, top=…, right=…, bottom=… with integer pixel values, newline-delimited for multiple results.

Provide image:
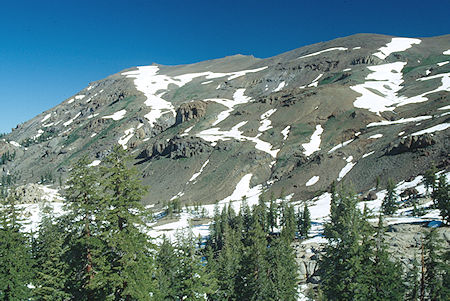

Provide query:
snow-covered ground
left=373, top=38, right=421, bottom=60
left=302, top=125, right=323, bottom=157
left=103, top=109, right=127, bottom=121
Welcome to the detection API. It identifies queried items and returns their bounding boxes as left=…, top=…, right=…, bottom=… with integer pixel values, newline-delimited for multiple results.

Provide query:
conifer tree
left=297, top=202, right=311, bottom=238
left=237, top=219, right=270, bottom=300
left=424, top=167, right=437, bottom=196
left=382, top=178, right=398, bottom=215
left=99, top=146, right=156, bottom=300
left=33, top=204, right=70, bottom=300
left=422, top=229, right=447, bottom=300
left=268, top=195, right=278, bottom=233
left=321, top=188, right=367, bottom=300
left=155, top=236, right=180, bottom=300
left=63, top=156, right=106, bottom=300
left=432, top=174, right=449, bottom=224
left=281, top=203, right=296, bottom=242
left=265, top=237, right=298, bottom=300
left=0, top=193, right=34, bottom=300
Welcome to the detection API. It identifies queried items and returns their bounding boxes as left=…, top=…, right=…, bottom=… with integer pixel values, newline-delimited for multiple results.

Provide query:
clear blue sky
left=1, top=0, right=449, bottom=133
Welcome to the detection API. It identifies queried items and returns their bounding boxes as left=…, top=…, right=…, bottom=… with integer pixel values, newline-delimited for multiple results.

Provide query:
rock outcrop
left=386, top=134, right=435, bottom=155
left=175, top=101, right=207, bottom=125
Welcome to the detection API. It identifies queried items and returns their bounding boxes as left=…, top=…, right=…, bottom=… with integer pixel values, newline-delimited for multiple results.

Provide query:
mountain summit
left=1, top=33, right=449, bottom=208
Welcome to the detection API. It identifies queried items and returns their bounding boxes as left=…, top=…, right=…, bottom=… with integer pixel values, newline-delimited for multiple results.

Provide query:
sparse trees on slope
left=432, top=174, right=449, bottom=224
left=297, top=202, right=311, bottom=238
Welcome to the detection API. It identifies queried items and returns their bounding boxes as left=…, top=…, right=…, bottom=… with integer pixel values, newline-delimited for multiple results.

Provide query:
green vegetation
left=0, top=151, right=16, bottom=165
left=21, top=129, right=57, bottom=147
left=402, top=55, right=450, bottom=74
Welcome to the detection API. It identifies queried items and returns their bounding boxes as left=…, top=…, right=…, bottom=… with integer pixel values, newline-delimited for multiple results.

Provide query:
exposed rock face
left=13, top=184, right=44, bottom=203
left=386, top=134, right=435, bottom=155
left=175, top=101, right=207, bottom=125
left=140, top=136, right=212, bottom=160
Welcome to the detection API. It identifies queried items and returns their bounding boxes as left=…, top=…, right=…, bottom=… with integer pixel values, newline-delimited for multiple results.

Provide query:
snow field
left=258, top=109, right=277, bottom=132
left=118, top=128, right=135, bottom=149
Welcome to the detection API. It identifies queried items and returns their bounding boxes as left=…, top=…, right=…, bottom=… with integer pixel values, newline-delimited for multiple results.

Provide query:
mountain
left=1, top=33, right=449, bottom=211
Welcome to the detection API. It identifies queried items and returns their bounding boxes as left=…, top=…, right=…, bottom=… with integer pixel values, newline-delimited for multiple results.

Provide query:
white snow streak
left=305, top=176, right=320, bottom=187
left=189, top=159, right=210, bottom=182
left=367, top=115, right=432, bottom=127
left=337, top=156, right=355, bottom=181
left=411, top=123, right=450, bottom=136
left=302, top=125, right=323, bottom=157
left=373, top=38, right=421, bottom=60
left=103, top=109, right=127, bottom=121
left=273, top=81, right=286, bottom=92
left=281, top=126, right=290, bottom=140
left=298, top=47, right=347, bottom=59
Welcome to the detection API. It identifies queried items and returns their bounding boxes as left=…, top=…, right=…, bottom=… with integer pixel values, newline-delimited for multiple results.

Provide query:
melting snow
left=438, top=105, right=450, bottom=111
left=103, top=109, right=126, bottom=121
left=373, top=38, right=421, bottom=60
left=196, top=121, right=279, bottom=158
left=328, top=138, right=354, bottom=153
left=74, top=95, right=85, bottom=100
left=189, top=159, right=210, bottom=182
left=41, top=113, right=51, bottom=123
left=118, top=128, right=135, bottom=149
left=302, top=125, right=323, bottom=157
left=9, top=141, right=21, bottom=147
left=281, top=126, right=290, bottom=140
left=209, top=89, right=253, bottom=126
left=443, top=49, right=450, bottom=55
left=411, top=123, right=450, bottom=136
left=67, top=98, right=74, bottom=104
left=63, top=112, right=81, bottom=127
left=305, top=176, right=320, bottom=186
left=367, top=115, right=432, bottom=127
left=307, top=73, right=323, bottom=87
left=273, top=81, right=286, bottom=92
left=368, top=133, right=383, bottom=139
left=343, top=68, right=351, bottom=71
left=258, top=109, right=277, bottom=132
left=88, top=160, right=101, bottom=167
left=362, top=151, right=375, bottom=158
left=298, top=47, right=347, bottom=59
left=337, top=156, right=355, bottom=181
left=437, top=61, right=449, bottom=67
left=180, top=125, right=194, bottom=137
left=201, top=80, right=213, bottom=85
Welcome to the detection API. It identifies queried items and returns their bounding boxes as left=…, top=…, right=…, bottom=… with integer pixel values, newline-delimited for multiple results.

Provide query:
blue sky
left=1, top=0, right=449, bottom=133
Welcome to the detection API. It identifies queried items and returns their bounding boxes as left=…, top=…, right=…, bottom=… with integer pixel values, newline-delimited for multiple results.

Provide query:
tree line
left=0, top=146, right=448, bottom=300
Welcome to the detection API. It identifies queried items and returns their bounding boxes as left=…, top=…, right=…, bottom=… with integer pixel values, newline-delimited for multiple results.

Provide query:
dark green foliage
left=0, top=194, right=33, bottom=300
left=320, top=188, right=405, bottom=300
left=405, top=257, right=420, bottom=301
left=20, top=129, right=56, bottom=147
left=280, top=202, right=296, bottom=242
left=32, top=205, right=70, bottom=300
left=382, top=178, right=398, bottom=215
left=0, top=151, right=16, bottom=165
left=432, top=174, right=449, bottom=224
left=297, top=202, right=311, bottom=238
left=424, top=167, right=437, bottom=196
left=206, top=199, right=298, bottom=300
left=422, top=229, right=449, bottom=300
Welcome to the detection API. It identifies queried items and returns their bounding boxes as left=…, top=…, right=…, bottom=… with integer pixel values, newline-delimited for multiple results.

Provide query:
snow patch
left=298, top=47, right=347, bottom=59
left=209, top=89, right=253, bottom=126
left=443, top=49, right=450, bottom=55
left=88, top=160, right=101, bottom=167
left=103, top=109, right=126, bottom=121
left=308, top=74, right=323, bottom=87
left=362, top=151, right=375, bottom=158
left=328, top=138, right=354, bottom=154
left=337, top=156, right=355, bottom=181
left=63, top=112, right=81, bottom=127
left=189, top=159, right=210, bottom=182
left=302, top=125, right=323, bottom=157
left=118, top=128, right=135, bottom=149
left=305, top=176, right=319, bottom=186
left=281, top=126, right=290, bottom=140
left=368, top=133, right=383, bottom=139
left=367, top=115, right=432, bottom=127
left=258, top=109, right=276, bottom=132
left=41, top=113, right=51, bottom=123
left=373, top=38, right=421, bottom=60
left=437, top=61, right=449, bottom=67
left=273, top=81, right=285, bottom=92
left=411, top=123, right=450, bottom=136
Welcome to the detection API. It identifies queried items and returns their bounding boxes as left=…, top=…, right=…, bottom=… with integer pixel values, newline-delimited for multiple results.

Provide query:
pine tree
left=321, top=188, right=367, bottom=300
left=33, top=204, right=70, bottom=300
left=0, top=193, right=34, bottom=300
left=432, top=174, right=449, bottom=224
left=382, top=178, right=398, bottom=215
left=405, top=256, right=420, bottom=301
left=297, top=202, right=311, bottom=238
left=62, top=156, right=107, bottom=300
left=268, top=195, right=278, bottom=233
left=364, top=214, right=405, bottom=300
left=155, top=236, right=180, bottom=300
left=265, top=237, right=298, bottom=300
left=422, top=229, right=447, bottom=300
left=237, top=219, right=270, bottom=301
left=424, top=167, right=437, bottom=196
left=99, top=146, right=156, bottom=300
left=281, top=203, right=296, bottom=242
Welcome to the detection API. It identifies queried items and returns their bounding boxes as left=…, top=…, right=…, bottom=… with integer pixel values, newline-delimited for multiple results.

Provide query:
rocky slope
left=1, top=33, right=449, bottom=210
